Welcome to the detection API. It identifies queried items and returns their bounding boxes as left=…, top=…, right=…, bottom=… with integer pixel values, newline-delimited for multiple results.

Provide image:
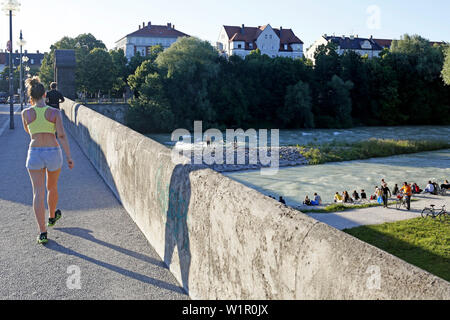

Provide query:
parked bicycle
left=421, top=204, right=448, bottom=222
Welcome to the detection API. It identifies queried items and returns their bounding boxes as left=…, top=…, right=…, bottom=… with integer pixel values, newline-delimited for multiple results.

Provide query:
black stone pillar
left=54, top=50, right=76, bottom=100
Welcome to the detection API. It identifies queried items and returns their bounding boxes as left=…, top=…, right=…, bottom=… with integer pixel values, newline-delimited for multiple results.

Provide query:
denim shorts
left=26, top=147, right=63, bottom=172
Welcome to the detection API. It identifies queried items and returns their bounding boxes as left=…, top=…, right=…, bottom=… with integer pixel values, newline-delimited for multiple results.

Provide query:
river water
left=225, top=149, right=450, bottom=206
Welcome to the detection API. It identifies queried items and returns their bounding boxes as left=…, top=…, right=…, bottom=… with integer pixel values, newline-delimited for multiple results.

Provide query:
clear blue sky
left=1, top=0, right=449, bottom=54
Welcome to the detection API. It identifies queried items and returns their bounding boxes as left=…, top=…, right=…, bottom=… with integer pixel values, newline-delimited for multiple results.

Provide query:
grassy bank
left=301, top=199, right=418, bottom=213
left=344, top=218, right=450, bottom=281
left=296, top=138, right=450, bottom=165
left=302, top=202, right=393, bottom=213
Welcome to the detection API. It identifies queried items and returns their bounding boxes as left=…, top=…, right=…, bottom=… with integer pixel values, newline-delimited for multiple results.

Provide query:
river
left=225, top=149, right=450, bottom=206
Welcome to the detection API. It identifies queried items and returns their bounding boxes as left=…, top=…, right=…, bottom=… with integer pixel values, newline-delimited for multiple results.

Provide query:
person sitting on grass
left=424, top=181, right=435, bottom=194
left=352, top=190, right=360, bottom=201
left=360, top=189, right=367, bottom=200
left=303, top=195, right=312, bottom=206
left=441, top=180, right=450, bottom=190
left=311, top=193, right=322, bottom=206
left=334, top=192, right=343, bottom=203
left=343, top=191, right=353, bottom=203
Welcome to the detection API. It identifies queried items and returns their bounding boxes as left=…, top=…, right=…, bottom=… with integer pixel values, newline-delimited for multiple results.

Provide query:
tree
left=443, top=46, right=450, bottom=85
left=80, top=48, right=115, bottom=95
left=127, top=60, right=158, bottom=96
left=127, top=72, right=174, bottom=132
left=281, top=80, right=314, bottom=128
left=155, top=37, right=220, bottom=129
left=109, top=49, right=129, bottom=96
left=39, top=34, right=106, bottom=93
left=327, top=75, right=354, bottom=128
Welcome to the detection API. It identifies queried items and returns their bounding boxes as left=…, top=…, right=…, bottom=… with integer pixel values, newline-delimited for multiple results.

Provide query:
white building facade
left=305, top=35, right=384, bottom=63
left=115, top=22, right=189, bottom=60
left=217, top=24, right=303, bottom=59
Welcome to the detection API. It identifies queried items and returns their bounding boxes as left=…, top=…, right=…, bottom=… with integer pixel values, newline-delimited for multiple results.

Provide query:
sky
left=0, top=0, right=449, bottom=54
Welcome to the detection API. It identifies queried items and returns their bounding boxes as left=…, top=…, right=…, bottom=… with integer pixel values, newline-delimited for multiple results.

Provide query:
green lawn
left=344, top=217, right=450, bottom=281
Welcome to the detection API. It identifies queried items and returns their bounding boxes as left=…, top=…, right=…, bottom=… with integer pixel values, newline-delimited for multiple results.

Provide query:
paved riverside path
left=0, top=112, right=188, bottom=300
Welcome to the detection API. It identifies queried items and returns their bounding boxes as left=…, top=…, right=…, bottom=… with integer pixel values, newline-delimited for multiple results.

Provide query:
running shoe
left=47, top=209, right=62, bottom=227
left=37, top=232, right=48, bottom=244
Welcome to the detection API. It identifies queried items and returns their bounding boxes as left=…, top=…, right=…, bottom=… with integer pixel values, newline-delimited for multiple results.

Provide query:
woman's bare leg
left=47, top=168, right=61, bottom=219
left=28, top=169, right=47, bottom=233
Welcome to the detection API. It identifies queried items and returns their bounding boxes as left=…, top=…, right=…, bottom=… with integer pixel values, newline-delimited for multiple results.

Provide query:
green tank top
left=27, top=106, right=56, bottom=135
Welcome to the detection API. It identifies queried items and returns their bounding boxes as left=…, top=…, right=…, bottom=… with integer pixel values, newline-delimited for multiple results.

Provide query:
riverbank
left=297, top=138, right=450, bottom=165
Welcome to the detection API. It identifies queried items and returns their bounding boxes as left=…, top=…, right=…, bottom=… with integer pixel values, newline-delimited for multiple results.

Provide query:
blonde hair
left=25, top=76, right=46, bottom=104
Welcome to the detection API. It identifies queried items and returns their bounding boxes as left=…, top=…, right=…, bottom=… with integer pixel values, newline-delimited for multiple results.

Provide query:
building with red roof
left=115, top=21, right=189, bottom=60
left=217, top=24, right=303, bottom=59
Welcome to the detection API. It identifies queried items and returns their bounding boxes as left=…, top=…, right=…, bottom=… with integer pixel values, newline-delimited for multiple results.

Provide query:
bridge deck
left=0, top=106, right=188, bottom=300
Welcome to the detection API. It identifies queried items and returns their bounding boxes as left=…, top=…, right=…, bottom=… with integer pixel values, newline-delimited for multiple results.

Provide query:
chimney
left=241, top=24, right=245, bottom=34
left=139, top=25, right=141, bottom=29
left=280, top=26, right=282, bottom=31
left=36, top=50, right=39, bottom=54
left=143, top=22, right=145, bottom=28
left=172, top=25, right=175, bottom=30
left=24, top=49, right=28, bottom=54
left=148, top=21, right=151, bottom=26
left=167, top=22, right=172, bottom=29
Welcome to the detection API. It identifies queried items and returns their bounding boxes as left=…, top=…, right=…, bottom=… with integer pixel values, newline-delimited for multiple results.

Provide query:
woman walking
left=21, top=77, right=74, bottom=244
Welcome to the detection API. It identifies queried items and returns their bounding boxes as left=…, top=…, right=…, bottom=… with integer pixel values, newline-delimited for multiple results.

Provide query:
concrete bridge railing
left=60, top=99, right=450, bottom=299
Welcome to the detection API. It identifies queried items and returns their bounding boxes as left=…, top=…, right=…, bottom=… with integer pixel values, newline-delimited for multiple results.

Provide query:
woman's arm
left=55, top=110, right=74, bottom=169
left=21, top=109, right=30, bottom=134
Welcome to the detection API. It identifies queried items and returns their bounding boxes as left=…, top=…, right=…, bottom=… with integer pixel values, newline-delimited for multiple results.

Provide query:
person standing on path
left=381, top=184, right=391, bottom=208
left=45, top=82, right=65, bottom=110
left=21, top=77, right=74, bottom=244
left=400, top=182, right=412, bottom=211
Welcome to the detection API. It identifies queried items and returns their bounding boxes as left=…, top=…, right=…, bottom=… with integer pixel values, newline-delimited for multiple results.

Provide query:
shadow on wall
left=156, top=162, right=203, bottom=294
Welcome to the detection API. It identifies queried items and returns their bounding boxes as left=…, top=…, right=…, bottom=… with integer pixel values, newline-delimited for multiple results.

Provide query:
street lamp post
left=17, top=30, right=26, bottom=110
left=2, top=0, right=21, bottom=129
left=22, top=56, right=29, bottom=106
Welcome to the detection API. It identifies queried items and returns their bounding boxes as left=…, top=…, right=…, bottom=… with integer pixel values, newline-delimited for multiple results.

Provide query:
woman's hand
left=67, top=158, right=74, bottom=170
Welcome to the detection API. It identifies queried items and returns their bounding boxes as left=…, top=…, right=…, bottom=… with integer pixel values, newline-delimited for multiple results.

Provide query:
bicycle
left=421, top=204, right=448, bottom=222
left=395, top=194, right=408, bottom=210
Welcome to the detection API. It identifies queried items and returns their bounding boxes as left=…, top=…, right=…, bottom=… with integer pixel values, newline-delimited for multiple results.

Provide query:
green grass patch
left=344, top=217, right=450, bottom=281
left=300, top=200, right=419, bottom=213
left=295, top=138, right=450, bottom=165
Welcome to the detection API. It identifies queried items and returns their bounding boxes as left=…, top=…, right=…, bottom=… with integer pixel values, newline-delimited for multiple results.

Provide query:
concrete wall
left=60, top=98, right=450, bottom=299
left=85, top=104, right=129, bottom=125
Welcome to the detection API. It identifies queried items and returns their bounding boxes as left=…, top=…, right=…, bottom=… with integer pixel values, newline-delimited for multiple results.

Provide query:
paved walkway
left=307, top=194, right=450, bottom=230
left=0, top=111, right=188, bottom=300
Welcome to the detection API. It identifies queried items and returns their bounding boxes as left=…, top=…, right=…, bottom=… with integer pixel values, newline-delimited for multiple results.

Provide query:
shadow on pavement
left=44, top=239, right=186, bottom=295
left=54, top=227, right=166, bottom=269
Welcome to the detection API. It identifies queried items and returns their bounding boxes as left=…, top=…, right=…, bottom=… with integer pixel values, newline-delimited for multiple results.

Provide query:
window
left=31, top=59, right=34, bottom=64
left=269, top=35, right=272, bottom=39
left=265, top=35, right=268, bottom=39
left=249, top=43, right=253, bottom=49
left=238, top=44, right=242, bottom=49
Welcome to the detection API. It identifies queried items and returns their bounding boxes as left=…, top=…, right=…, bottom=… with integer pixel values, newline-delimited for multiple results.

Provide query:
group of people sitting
left=272, top=179, right=449, bottom=208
